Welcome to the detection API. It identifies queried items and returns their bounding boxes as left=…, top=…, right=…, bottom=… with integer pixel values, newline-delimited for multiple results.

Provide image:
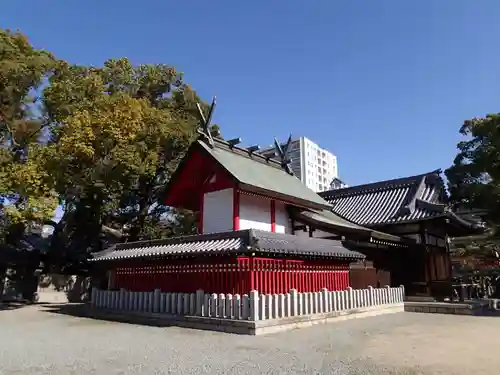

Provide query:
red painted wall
left=111, top=257, right=350, bottom=294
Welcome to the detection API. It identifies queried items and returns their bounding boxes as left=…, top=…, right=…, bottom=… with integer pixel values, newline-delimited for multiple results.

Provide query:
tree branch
left=101, top=224, right=124, bottom=239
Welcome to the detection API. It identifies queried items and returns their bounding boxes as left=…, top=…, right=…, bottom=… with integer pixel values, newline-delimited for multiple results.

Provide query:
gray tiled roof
left=197, top=139, right=332, bottom=210
left=91, top=238, right=244, bottom=261
left=319, top=170, right=450, bottom=226
left=90, top=229, right=365, bottom=262
left=289, top=208, right=405, bottom=243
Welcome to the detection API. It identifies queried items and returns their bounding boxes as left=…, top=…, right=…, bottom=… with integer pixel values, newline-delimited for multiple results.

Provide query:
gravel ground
left=1, top=305, right=500, bottom=375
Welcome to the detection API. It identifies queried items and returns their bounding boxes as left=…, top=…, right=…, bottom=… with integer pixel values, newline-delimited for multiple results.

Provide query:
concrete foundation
left=87, top=303, right=404, bottom=335
left=404, top=301, right=487, bottom=316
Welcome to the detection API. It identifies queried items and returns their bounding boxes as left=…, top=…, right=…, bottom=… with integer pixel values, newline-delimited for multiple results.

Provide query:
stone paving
left=1, top=304, right=500, bottom=374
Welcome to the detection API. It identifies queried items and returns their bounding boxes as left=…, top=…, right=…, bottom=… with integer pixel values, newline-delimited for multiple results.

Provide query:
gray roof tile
left=289, top=208, right=405, bottom=243
left=319, top=170, right=456, bottom=226
left=90, top=229, right=365, bottom=262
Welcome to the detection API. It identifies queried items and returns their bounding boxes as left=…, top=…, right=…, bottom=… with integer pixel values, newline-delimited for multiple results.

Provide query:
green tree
left=446, top=115, right=500, bottom=232
left=42, top=58, right=207, bottom=270
left=446, top=114, right=500, bottom=261
left=0, top=29, right=58, bottom=241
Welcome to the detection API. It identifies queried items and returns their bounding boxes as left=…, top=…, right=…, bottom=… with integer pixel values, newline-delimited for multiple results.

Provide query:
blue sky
left=2, top=1, right=499, bottom=188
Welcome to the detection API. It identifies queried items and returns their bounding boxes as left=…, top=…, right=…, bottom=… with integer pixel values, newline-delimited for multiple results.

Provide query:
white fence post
left=259, top=294, right=266, bottom=320
left=233, top=294, right=241, bottom=319
left=108, top=291, right=113, bottom=308
left=337, top=290, right=342, bottom=310
left=346, top=287, right=353, bottom=310
left=272, top=294, right=279, bottom=319
left=368, top=286, right=374, bottom=306
left=189, top=293, right=196, bottom=315
left=353, top=288, right=359, bottom=309
left=321, top=288, right=329, bottom=313
left=285, top=292, right=291, bottom=317
left=266, top=294, right=272, bottom=319
left=170, top=293, right=177, bottom=314
left=137, top=292, right=143, bottom=311
left=203, top=293, right=210, bottom=317
left=313, top=292, right=320, bottom=314
left=225, top=294, right=233, bottom=319
left=301, top=293, right=307, bottom=315
left=118, top=289, right=125, bottom=310
left=304, top=292, right=311, bottom=315
left=331, top=291, right=337, bottom=311
left=129, top=292, right=134, bottom=311
left=176, top=293, right=183, bottom=315
left=196, top=290, right=204, bottom=316
left=218, top=294, right=226, bottom=318
left=142, top=292, right=148, bottom=312
left=278, top=294, right=285, bottom=318
left=210, top=293, right=218, bottom=317
left=297, top=293, right=303, bottom=316
left=183, top=293, right=190, bottom=315
left=385, top=286, right=391, bottom=304
left=242, top=294, right=250, bottom=320
left=153, top=289, right=160, bottom=313
left=249, top=290, right=258, bottom=321
left=290, top=289, right=298, bottom=316
left=160, top=293, right=166, bottom=313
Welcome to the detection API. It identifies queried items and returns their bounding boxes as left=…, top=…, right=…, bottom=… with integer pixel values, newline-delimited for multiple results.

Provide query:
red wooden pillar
left=259, top=259, right=264, bottom=293
left=312, top=262, right=317, bottom=292
left=249, top=258, right=255, bottom=293
left=299, top=262, right=309, bottom=293
left=264, top=259, right=269, bottom=294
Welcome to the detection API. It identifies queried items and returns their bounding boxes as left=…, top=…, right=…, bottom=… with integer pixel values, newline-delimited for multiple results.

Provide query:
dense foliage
left=0, top=29, right=58, bottom=233
left=0, top=29, right=209, bottom=271
left=446, top=114, right=500, bottom=260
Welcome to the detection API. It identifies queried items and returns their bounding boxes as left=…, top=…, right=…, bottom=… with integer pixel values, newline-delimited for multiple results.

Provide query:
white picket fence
left=91, top=285, right=404, bottom=321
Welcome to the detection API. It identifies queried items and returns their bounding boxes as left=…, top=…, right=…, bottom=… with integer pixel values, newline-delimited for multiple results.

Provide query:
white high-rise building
left=262, top=136, right=338, bottom=192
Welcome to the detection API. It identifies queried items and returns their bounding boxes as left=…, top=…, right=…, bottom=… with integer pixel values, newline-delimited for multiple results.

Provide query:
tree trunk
left=0, top=266, right=6, bottom=299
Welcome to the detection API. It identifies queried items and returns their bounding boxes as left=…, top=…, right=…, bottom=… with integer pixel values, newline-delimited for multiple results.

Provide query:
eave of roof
left=289, top=207, right=408, bottom=244
left=318, top=170, right=483, bottom=231
left=89, top=229, right=365, bottom=262
left=321, top=170, right=444, bottom=199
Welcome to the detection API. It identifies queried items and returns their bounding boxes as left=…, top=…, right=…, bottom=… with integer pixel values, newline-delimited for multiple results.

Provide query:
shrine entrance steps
left=404, top=300, right=496, bottom=316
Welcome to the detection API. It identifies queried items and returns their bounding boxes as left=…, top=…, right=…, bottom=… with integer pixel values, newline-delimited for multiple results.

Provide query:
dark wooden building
left=318, top=170, right=481, bottom=297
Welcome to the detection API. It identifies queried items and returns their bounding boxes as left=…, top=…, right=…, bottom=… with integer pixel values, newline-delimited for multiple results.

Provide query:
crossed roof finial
left=196, top=96, right=217, bottom=147
left=273, top=134, right=294, bottom=175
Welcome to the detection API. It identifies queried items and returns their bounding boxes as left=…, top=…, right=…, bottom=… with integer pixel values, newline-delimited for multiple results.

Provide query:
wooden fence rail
left=91, top=285, right=405, bottom=322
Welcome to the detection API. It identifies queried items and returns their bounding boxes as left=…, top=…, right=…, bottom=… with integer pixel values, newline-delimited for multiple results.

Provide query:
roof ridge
left=209, top=138, right=286, bottom=171
left=115, top=229, right=252, bottom=250
left=320, top=169, right=442, bottom=197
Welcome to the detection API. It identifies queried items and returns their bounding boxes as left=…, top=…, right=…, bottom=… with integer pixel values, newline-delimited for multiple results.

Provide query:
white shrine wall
left=202, top=188, right=234, bottom=234
left=202, top=188, right=296, bottom=235
left=275, top=201, right=290, bottom=234
left=239, top=193, right=272, bottom=231
left=237, top=193, right=293, bottom=234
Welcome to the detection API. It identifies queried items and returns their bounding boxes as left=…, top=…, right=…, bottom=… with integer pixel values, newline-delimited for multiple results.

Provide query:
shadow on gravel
left=0, top=300, right=34, bottom=311
left=38, top=303, right=179, bottom=328
left=37, top=303, right=90, bottom=318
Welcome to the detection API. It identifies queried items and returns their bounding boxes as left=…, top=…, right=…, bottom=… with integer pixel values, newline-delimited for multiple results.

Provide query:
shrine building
left=91, top=112, right=480, bottom=298
left=90, top=126, right=410, bottom=296
left=319, top=170, right=482, bottom=297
